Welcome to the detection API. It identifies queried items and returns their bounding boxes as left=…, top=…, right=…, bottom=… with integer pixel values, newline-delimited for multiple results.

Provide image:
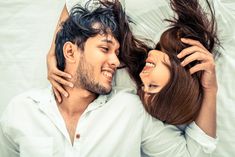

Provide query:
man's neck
left=58, top=87, right=97, bottom=116
left=57, top=87, right=97, bottom=144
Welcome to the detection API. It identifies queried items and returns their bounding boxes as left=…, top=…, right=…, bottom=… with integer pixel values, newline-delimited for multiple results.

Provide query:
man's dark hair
left=55, top=0, right=124, bottom=71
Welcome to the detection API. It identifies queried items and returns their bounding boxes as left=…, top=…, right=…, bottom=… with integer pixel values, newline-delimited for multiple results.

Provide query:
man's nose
left=109, top=52, right=120, bottom=68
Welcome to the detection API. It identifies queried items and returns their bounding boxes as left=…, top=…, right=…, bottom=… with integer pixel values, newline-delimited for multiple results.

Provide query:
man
left=0, top=1, right=216, bottom=157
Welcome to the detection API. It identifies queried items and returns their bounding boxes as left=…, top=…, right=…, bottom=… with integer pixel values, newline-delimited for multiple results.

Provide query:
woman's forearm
left=195, top=89, right=217, bottom=138
left=48, top=4, right=69, bottom=57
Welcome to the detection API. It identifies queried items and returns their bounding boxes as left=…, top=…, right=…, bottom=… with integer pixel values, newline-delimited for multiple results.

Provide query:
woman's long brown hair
left=136, top=0, right=220, bottom=125
left=99, top=0, right=150, bottom=86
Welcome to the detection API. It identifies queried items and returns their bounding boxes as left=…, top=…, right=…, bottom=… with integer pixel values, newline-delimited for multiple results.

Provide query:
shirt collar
left=27, top=86, right=115, bottom=114
left=26, top=87, right=56, bottom=113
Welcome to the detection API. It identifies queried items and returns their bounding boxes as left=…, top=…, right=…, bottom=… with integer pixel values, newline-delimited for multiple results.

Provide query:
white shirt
left=0, top=87, right=216, bottom=157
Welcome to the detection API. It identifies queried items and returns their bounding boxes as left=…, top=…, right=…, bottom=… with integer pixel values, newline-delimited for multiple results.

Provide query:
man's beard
left=75, top=55, right=112, bottom=95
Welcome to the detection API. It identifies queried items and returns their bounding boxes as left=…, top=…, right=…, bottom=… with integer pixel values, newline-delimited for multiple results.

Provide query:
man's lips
left=101, top=68, right=115, bottom=82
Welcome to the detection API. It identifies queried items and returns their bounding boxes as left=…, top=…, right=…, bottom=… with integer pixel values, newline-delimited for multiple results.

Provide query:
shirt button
left=76, top=134, right=80, bottom=139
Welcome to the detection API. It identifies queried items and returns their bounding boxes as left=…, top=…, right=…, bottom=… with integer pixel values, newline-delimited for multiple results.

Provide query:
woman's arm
left=47, top=5, right=69, bottom=57
left=195, top=88, right=216, bottom=138
left=47, top=5, right=74, bottom=103
left=178, top=38, right=217, bottom=138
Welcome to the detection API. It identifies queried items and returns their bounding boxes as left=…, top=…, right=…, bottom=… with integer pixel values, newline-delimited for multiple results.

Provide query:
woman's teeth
left=145, top=62, right=155, bottom=67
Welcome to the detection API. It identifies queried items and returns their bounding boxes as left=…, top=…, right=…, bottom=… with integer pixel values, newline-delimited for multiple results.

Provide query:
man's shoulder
left=1, top=87, right=52, bottom=122
left=108, top=88, right=145, bottom=113
left=7, top=87, right=51, bottom=106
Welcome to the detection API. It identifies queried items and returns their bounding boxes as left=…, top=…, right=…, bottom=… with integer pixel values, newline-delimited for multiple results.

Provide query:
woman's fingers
left=180, top=51, right=212, bottom=67
left=189, top=62, right=214, bottom=74
left=177, top=45, right=211, bottom=59
left=178, top=39, right=217, bottom=92
left=179, top=48, right=215, bottom=75
left=51, top=73, right=74, bottom=88
left=189, top=62, right=217, bottom=91
left=178, top=38, right=213, bottom=59
left=47, top=53, right=72, bottom=102
left=181, top=38, right=207, bottom=51
left=53, top=87, right=62, bottom=103
left=50, top=79, right=69, bottom=98
left=53, top=69, right=72, bottom=79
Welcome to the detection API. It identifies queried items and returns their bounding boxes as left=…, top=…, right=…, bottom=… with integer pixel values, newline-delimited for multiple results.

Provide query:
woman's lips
left=142, top=65, right=153, bottom=72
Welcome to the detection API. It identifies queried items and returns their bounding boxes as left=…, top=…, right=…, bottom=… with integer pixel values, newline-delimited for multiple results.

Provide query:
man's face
left=75, top=33, right=120, bottom=94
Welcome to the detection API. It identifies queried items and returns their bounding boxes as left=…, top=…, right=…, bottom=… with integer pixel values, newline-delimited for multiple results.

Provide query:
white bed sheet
left=0, top=0, right=234, bottom=157
left=0, top=0, right=64, bottom=113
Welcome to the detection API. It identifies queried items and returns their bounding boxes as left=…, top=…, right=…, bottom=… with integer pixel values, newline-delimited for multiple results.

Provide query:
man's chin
left=100, top=86, right=112, bottom=95
left=104, top=82, right=114, bottom=93
left=91, top=83, right=112, bottom=95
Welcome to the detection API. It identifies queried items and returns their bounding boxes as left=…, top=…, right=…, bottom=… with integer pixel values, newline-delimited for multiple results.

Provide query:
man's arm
left=0, top=115, right=19, bottom=157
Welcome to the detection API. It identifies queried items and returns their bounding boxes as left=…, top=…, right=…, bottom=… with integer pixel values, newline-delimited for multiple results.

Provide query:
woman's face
left=139, top=50, right=171, bottom=94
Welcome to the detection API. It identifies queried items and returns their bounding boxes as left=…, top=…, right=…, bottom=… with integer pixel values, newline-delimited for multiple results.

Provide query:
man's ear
left=63, top=41, right=78, bottom=63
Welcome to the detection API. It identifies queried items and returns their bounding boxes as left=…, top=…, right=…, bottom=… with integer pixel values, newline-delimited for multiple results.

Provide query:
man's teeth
left=103, top=71, right=112, bottom=78
left=145, top=62, right=155, bottom=67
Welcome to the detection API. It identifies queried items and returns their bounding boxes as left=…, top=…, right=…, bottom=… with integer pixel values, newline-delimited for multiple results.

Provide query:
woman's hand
left=177, top=38, right=217, bottom=93
left=47, top=51, right=73, bottom=103
left=177, top=38, right=217, bottom=138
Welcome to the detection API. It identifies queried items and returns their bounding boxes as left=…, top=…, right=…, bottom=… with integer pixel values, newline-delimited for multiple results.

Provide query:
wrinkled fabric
left=1, top=87, right=216, bottom=157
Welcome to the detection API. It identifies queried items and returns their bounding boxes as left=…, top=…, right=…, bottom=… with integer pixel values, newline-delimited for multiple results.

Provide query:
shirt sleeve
left=141, top=114, right=217, bottom=157
left=0, top=125, right=19, bottom=157
left=0, top=103, right=19, bottom=157
left=185, top=122, right=218, bottom=154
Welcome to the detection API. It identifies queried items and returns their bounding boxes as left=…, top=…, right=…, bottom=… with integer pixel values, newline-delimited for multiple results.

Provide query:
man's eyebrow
left=101, top=39, right=114, bottom=44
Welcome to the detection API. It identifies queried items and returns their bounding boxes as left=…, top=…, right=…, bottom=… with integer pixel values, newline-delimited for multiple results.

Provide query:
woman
left=137, top=0, right=220, bottom=125
left=47, top=0, right=218, bottom=155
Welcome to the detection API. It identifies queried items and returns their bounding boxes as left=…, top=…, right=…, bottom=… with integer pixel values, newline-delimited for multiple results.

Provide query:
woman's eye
left=116, top=50, right=120, bottom=56
left=101, top=47, right=109, bottom=52
left=149, top=84, right=158, bottom=89
left=141, top=84, right=145, bottom=90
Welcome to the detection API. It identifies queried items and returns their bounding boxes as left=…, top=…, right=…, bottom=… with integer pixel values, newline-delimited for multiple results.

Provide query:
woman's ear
left=63, top=41, right=78, bottom=63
